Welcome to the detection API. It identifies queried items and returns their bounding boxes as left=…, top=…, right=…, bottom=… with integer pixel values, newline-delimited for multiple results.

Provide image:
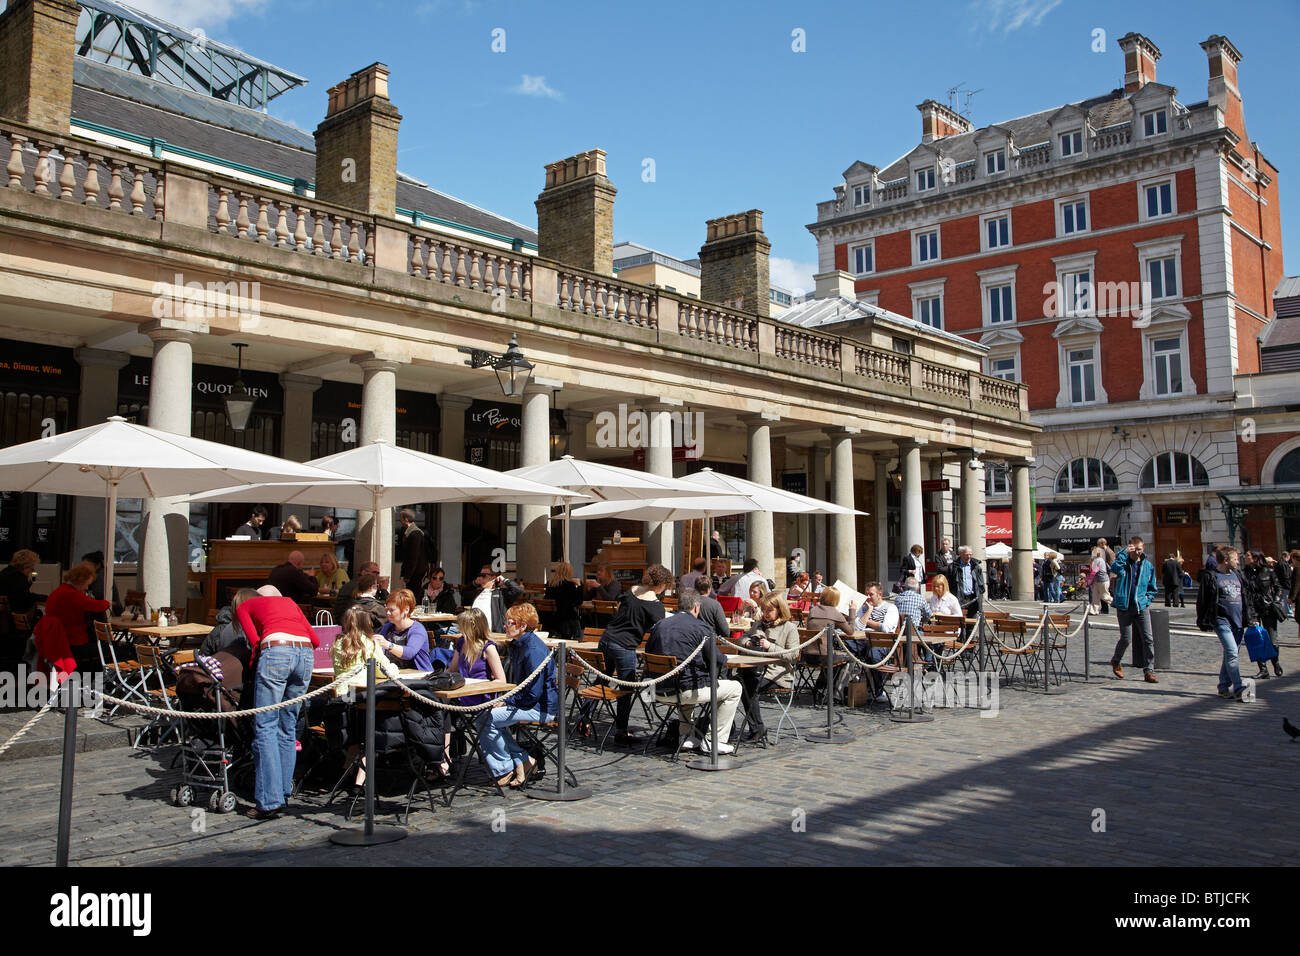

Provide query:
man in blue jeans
left=1108, top=536, right=1160, bottom=683
left=1196, top=547, right=1255, bottom=701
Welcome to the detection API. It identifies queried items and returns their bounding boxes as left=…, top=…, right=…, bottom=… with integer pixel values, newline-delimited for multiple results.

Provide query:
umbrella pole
left=103, top=479, right=118, bottom=601
left=564, top=502, right=571, bottom=570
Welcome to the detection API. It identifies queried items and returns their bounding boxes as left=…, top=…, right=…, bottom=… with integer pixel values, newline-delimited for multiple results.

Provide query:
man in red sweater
left=235, top=585, right=319, bottom=820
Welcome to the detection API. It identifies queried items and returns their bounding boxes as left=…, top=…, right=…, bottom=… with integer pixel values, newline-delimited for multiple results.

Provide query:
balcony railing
left=1090, top=122, right=1132, bottom=153
left=1016, top=142, right=1052, bottom=169
left=1, top=116, right=1028, bottom=423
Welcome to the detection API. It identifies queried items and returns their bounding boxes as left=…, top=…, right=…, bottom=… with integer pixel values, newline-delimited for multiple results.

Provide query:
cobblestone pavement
left=3, top=601, right=1298, bottom=866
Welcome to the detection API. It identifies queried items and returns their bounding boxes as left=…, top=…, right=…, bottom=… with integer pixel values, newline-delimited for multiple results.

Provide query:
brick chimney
left=917, top=100, right=973, bottom=144
left=0, top=0, right=80, bottom=131
left=534, top=149, right=617, bottom=274
left=313, top=63, right=402, bottom=216
left=1200, top=34, right=1245, bottom=137
left=698, top=210, right=770, bottom=314
left=1117, top=32, right=1161, bottom=93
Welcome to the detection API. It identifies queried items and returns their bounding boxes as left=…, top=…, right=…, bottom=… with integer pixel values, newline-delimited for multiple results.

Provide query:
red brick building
left=808, top=32, right=1283, bottom=571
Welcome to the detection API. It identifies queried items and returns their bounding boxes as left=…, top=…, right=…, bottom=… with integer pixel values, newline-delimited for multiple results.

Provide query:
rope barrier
left=984, top=613, right=1049, bottom=652
left=0, top=681, right=62, bottom=758
left=910, top=619, right=981, bottom=661
left=570, top=639, right=708, bottom=689
left=832, top=632, right=905, bottom=671
left=91, top=663, right=366, bottom=719
left=717, top=631, right=824, bottom=658
left=389, top=651, right=553, bottom=714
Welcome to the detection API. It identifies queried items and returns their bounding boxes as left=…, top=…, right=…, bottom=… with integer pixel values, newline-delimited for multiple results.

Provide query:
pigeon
left=1285, top=717, right=1300, bottom=741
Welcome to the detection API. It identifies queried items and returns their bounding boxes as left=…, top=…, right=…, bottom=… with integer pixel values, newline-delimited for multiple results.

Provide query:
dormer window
left=1059, top=130, right=1083, bottom=157
left=984, top=149, right=1006, bottom=174
left=916, top=167, right=935, bottom=191
left=852, top=184, right=870, bottom=206
left=1142, top=109, right=1168, bottom=137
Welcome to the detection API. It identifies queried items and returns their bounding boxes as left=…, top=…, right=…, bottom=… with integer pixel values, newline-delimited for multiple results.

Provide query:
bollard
left=1150, top=608, right=1171, bottom=671
left=56, top=673, right=78, bottom=867
left=1083, top=613, right=1091, bottom=682
left=528, top=642, right=592, bottom=800
left=806, top=624, right=854, bottom=743
left=892, top=617, right=933, bottom=723
left=689, top=634, right=740, bottom=770
left=329, top=658, right=406, bottom=846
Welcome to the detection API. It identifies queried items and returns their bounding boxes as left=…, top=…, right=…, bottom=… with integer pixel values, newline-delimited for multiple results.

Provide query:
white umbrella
left=0, top=416, right=351, bottom=598
left=505, top=455, right=734, bottom=561
left=681, top=467, right=867, bottom=516
left=189, top=440, right=585, bottom=563
left=570, top=493, right=770, bottom=570
left=985, top=542, right=1013, bottom=560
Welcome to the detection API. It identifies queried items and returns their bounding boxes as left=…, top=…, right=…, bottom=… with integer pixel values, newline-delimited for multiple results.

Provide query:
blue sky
left=131, top=0, right=1300, bottom=290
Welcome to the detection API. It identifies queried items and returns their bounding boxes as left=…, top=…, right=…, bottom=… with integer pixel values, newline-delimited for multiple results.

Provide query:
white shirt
left=928, top=592, right=962, bottom=617
left=734, top=570, right=767, bottom=599
left=858, top=600, right=899, bottom=634
left=472, top=587, right=494, bottom=619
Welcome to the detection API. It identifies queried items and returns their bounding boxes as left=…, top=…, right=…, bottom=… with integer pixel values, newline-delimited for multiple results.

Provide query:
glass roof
left=75, top=0, right=306, bottom=110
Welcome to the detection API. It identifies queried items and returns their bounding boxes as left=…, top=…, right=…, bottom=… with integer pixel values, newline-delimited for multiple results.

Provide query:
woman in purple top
left=373, top=589, right=433, bottom=671
left=449, top=607, right=505, bottom=706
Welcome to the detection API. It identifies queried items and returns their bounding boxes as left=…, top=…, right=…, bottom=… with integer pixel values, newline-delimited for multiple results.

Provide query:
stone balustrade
left=410, top=231, right=531, bottom=299
left=1090, top=122, right=1132, bottom=152
left=854, top=345, right=910, bottom=386
left=209, top=182, right=372, bottom=263
left=877, top=177, right=908, bottom=201
left=555, top=267, right=656, bottom=327
left=774, top=325, right=841, bottom=369
left=676, top=298, right=758, bottom=351
left=920, top=361, right=969, bottom=397
left=953, top=161, right=977, bottom=183
left=3, top=122, right=161, bottom=219
left=1016, top=142, right=1052, bottom=169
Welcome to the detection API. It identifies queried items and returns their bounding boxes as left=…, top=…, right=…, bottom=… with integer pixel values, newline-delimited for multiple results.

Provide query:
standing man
left=1162, top=552, right=1182, bottom=608
left=947, top=546, right=985, bottom=617
left=1108, top=535, right=1160, bottom=683
left=721, top=558, right=764, bottom=597
left=234, top=506, right=268, bottom=540
left=462, top=565, right=522, bottom=634
left=398, top=508, right=429, bottom=595
left=709, top=529, right=729, bottom=561
left=936, top=537, right=956, bottom=571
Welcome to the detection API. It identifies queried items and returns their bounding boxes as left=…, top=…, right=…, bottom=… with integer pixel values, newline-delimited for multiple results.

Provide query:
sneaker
left=1217, top=690, right=1233, bottom=699
left=679, top=738, right=698, bottom=751
left=700, top=741, right=735, bottom=755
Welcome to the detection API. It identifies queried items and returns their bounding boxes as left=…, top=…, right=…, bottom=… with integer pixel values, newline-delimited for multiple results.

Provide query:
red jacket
left=42, top=583, right=110, bottom=647
left=33, top=615, right=76, bottom=681
left=234, top=596, right=318, bottom=659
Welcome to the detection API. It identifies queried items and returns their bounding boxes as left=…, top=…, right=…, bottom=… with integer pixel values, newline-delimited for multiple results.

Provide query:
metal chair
left=992, top=619, right=1040, bottom=689
left=94, top=620, right=146, bottom=719
left=132, top=643, right=183, bottom=748
left=567, top=648, right=634, bottom=754
left=1044, top=613, right=1072, bottom=684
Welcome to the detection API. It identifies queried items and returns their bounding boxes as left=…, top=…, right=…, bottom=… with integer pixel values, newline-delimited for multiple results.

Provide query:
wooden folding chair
left=642, top=651, right=705, bottom=760
left=568, top=648, right=635, bottom=754
left=992, top=619, right=1039, bottom=689
left=133, top=643, right=183, bottom=748
left=1044, top=613, right=1072, bottom=684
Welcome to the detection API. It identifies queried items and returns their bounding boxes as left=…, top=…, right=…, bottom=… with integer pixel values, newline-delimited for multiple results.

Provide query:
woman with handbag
left=1087, top=547, right=1111, bottom=615
left=1243, top=551, right=1283, bottom=678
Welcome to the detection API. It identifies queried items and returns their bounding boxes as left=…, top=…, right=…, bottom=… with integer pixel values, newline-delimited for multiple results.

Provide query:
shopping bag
left=1242, top=624, right=1273, bottom=663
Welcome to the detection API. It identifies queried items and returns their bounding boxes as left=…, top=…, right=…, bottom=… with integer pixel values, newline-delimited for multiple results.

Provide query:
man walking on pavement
left=1109, top=535, right=1160, bottom=683
left=1162, top=552, right=1182, bottom=607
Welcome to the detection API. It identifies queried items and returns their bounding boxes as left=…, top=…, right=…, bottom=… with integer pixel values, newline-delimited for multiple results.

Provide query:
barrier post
left=329, top=658, right=406, bottom=846
left=1083, top=612, right=1091, bottom=682
left=807, top=623, right=854, bottom=743
left=55, top=674, right=78, bottom=867
left=528, top=642, right=593, bottom=800
left=1040, top=605, right=1066, bottom=696
left=690, top=634, right=740, bottom=771
left=891, top=617, right=933, bottom=723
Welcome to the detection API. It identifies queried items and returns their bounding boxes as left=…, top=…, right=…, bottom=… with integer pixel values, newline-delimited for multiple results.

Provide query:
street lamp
left=224, top=342, right=256, bottom=431
left=458, top=335, right=535, bottom=398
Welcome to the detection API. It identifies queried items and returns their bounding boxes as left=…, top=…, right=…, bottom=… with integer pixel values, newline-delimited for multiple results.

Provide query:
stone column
left=899, top=438, right=925, bottom=561
left=874, top=455, right=890, bottom=584
left=437, top=393, right=473, bottom=585
left=139, top=320, right=203, bottom=609
left=960, top=450, right=985, bottom=561
left=1011, top=458, right=1034, bottom=601
left=71, top=347, right=128, bottom=561
left=564, top=409, right=594, bottom=573
left=644, top=402, right=679, bottom=571
left=352, top=354, right=399, bottom=575
left=279, top=373, right=321, bottom=462
left=743, top=413, right=778, bottom=585
left=810, top=443, right=828, bottom=580
left=827, top=428, right=859, bottom=589
left=517, top=380, right=557, bottom=583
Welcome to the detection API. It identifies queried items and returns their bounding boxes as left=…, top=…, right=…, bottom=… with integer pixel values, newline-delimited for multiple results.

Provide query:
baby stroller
left=170, top=652, right=253, bottom=813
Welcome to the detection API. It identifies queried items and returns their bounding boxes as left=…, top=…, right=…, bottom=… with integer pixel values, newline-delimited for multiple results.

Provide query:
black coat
left=401, top=525, right=429, bottom=593
left=1197, top=567, right=1257, bottom=631
left=1244, top=565, right=1282, bottom=625
left=946, top=559, right=985, bottom=605
left=1162, top=558, right=1182, bottom=588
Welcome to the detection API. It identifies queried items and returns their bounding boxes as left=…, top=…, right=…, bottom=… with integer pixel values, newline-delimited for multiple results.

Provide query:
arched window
left=1055, top=457, right=1118, bottom=493
left=1273, top=446, right=1300, bottom=485
left=1139, top=452, right=1209, bottom=489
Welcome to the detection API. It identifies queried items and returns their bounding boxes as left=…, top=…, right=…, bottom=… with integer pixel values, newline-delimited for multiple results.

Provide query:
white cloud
left=770, top=256, right=817, bottom=297
left=513, top=75, right=562, bottom=100
left=120, top=0, right=266, bottom=32
left=972, top=0, right=1062, bottom=33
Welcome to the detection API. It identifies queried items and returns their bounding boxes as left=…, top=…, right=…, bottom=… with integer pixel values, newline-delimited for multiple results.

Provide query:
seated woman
left=544, top=561, right=583, bottom=641
left=476, top=603, right=557, bottom=789
left=449, top=607, right=505, bottom=700
left=804, top=586, right=855, bottom=667
left=736, top=593, right=800, bottom=740
left=373, top=589, right=433, bottom=670
left=316, top=551, right=349, bottom=594
left=42, top=561, right=111, bottom=672
left=331, top=605, right=404, bottom=788
left=927, top=574, right=962, bottom=618
left=740, top=579, right=769, bottom=616
left=787, top=572, right=811, bottom=603
left=422, top=568, right=460, bottom=614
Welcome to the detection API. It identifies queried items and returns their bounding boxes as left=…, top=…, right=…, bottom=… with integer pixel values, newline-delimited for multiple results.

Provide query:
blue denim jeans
left=476, top=704, right=552, bottom=777
left=599, top=641, right=639, bottom=733
left=1214, top=619, right=1244, bottom=694
left=251, top=644, right=314, bottom=811
left=1047, top=580, right=1062, bottom=603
